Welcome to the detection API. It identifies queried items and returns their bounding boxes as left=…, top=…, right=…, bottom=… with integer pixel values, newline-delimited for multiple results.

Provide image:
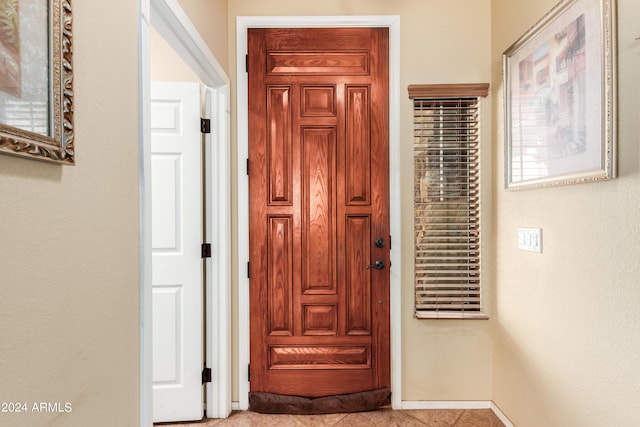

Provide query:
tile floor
left=157, top=408, right=506, bottom=426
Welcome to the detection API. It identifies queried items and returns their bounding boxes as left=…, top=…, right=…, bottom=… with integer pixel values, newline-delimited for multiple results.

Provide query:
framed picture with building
left=0, top=0, right=74, bottom=165
left=503, top=0, right=616, bottom=190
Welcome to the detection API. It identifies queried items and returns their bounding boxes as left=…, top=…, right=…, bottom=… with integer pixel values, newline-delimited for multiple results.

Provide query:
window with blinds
left=408, top=84, right=489, bottom=319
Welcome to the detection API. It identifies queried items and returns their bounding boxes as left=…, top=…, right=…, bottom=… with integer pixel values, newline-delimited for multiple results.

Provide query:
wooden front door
left=248, top=27, right=390, bottom=398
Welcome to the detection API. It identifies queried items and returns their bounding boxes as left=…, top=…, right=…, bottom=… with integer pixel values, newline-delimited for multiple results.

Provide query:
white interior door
left=151, top=81, right=203, bottom=423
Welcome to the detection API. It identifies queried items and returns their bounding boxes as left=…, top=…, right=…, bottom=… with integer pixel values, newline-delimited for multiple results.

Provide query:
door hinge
left=201, top=243, right=212, bottom=258
left=247, top=262, right=250, bottom=279
left=202, top=367, right=212, bottom=384
left=201, top=118, right=211, bottom=134
left=245, top=54, right=249, bottom=73
left=246, top=158, right=249, bottom=175
left=389, top=235, right=392, bottom=250
left=247, top=364, right=251, bottom=382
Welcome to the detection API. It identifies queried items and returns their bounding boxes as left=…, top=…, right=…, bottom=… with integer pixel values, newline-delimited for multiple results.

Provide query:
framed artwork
left=0, top=0, right=73, bottom=165
left=503, top=0, right=616, bottom=189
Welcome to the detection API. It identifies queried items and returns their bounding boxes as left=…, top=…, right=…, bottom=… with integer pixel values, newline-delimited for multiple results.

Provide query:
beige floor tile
left=157, top=409, right=507, bottom=427
left=213, top=410, right=307, bottom=426
left=403, top=409, right=464, bottom=426
left=332, top=408, right=428, bottom=427
left=290, top=413, right=348, bottom=426
left=454, top=409, right=505, bottom=427
left=200, top=418, right=225, bottom=426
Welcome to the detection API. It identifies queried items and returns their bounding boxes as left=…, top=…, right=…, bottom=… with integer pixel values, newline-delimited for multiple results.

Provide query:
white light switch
left=518, top=227, right=542, bottom=253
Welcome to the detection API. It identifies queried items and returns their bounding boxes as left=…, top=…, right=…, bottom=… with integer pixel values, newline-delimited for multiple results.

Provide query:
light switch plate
left=518, top=227, right=542, bottom=253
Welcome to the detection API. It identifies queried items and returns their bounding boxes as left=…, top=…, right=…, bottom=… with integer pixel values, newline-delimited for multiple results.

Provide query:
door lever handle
left=366, top=259, right=385, bottom=270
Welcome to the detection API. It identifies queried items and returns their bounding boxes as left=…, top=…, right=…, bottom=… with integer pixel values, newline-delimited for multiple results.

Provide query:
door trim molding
left=236, top=15, right=402, bottom=411
left=203, top=84, right=232, bottom=419
left=139, top=4, right=152, bottom=425
left=149, top=0, right=229, bottom=87
left=140, top=0, right=232, bottom=424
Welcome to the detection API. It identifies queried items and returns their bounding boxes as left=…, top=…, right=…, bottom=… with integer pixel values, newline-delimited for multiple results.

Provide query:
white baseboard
left=401, top=400, right=492, bottom=410
left=231, top=401, right=240, bottom=411
left=490, top=402, right=515, bottom=427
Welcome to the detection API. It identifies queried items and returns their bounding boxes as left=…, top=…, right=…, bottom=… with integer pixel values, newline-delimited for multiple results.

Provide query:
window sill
left=415, top=312, right=489, bottom=320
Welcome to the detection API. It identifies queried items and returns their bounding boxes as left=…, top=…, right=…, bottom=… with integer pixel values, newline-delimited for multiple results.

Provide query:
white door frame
left=236, top=15, right=402, bottom=411
left=140, top=1, right=231, bottom=425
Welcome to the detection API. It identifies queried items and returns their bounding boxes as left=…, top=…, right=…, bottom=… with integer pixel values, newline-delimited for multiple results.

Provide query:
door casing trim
left=140, top=0, right=232, bottom=424
left=236, top=15, right=402, bottom=410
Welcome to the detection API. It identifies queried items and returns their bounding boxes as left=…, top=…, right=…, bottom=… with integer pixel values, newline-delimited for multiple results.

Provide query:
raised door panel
left=344, top=215, right=372, bottom=336
left=151, top=154, right=182, bottom=252
left=267, top=216, right=293, bottom=336
left=152, top=285, right=183, bottom=384
left=267, top=51, right=370, bottom=75
left=345, top=86, right=371, bottom=205
left=269, top=345, right=370, bottom=369
left=301, top=86, right=336, bottom=117
left=302, top=304, right=338, bottom=336
left=301, top=127, right=336, bottom=294
left=267, top=86, right=293, bottom=205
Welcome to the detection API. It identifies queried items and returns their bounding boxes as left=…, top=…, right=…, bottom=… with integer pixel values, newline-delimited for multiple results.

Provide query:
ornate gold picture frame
left=0, top=0, right=73, bottom=165
left=503, top=0, right=616, bottom=189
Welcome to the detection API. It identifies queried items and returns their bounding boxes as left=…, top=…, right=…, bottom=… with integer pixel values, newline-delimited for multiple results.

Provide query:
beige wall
left=0, top=1, right=140, bottom=426
left=491, top=0, right=640, bottom=425
left=150, top=27, right=199, bottom=82
left=178, top=0, right=229, bottom=75
left=228, top=0, right=494, bottom=402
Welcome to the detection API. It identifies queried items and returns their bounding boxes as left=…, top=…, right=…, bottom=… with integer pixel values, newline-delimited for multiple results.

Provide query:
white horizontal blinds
left=413, top=97, right=481, bottom=317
